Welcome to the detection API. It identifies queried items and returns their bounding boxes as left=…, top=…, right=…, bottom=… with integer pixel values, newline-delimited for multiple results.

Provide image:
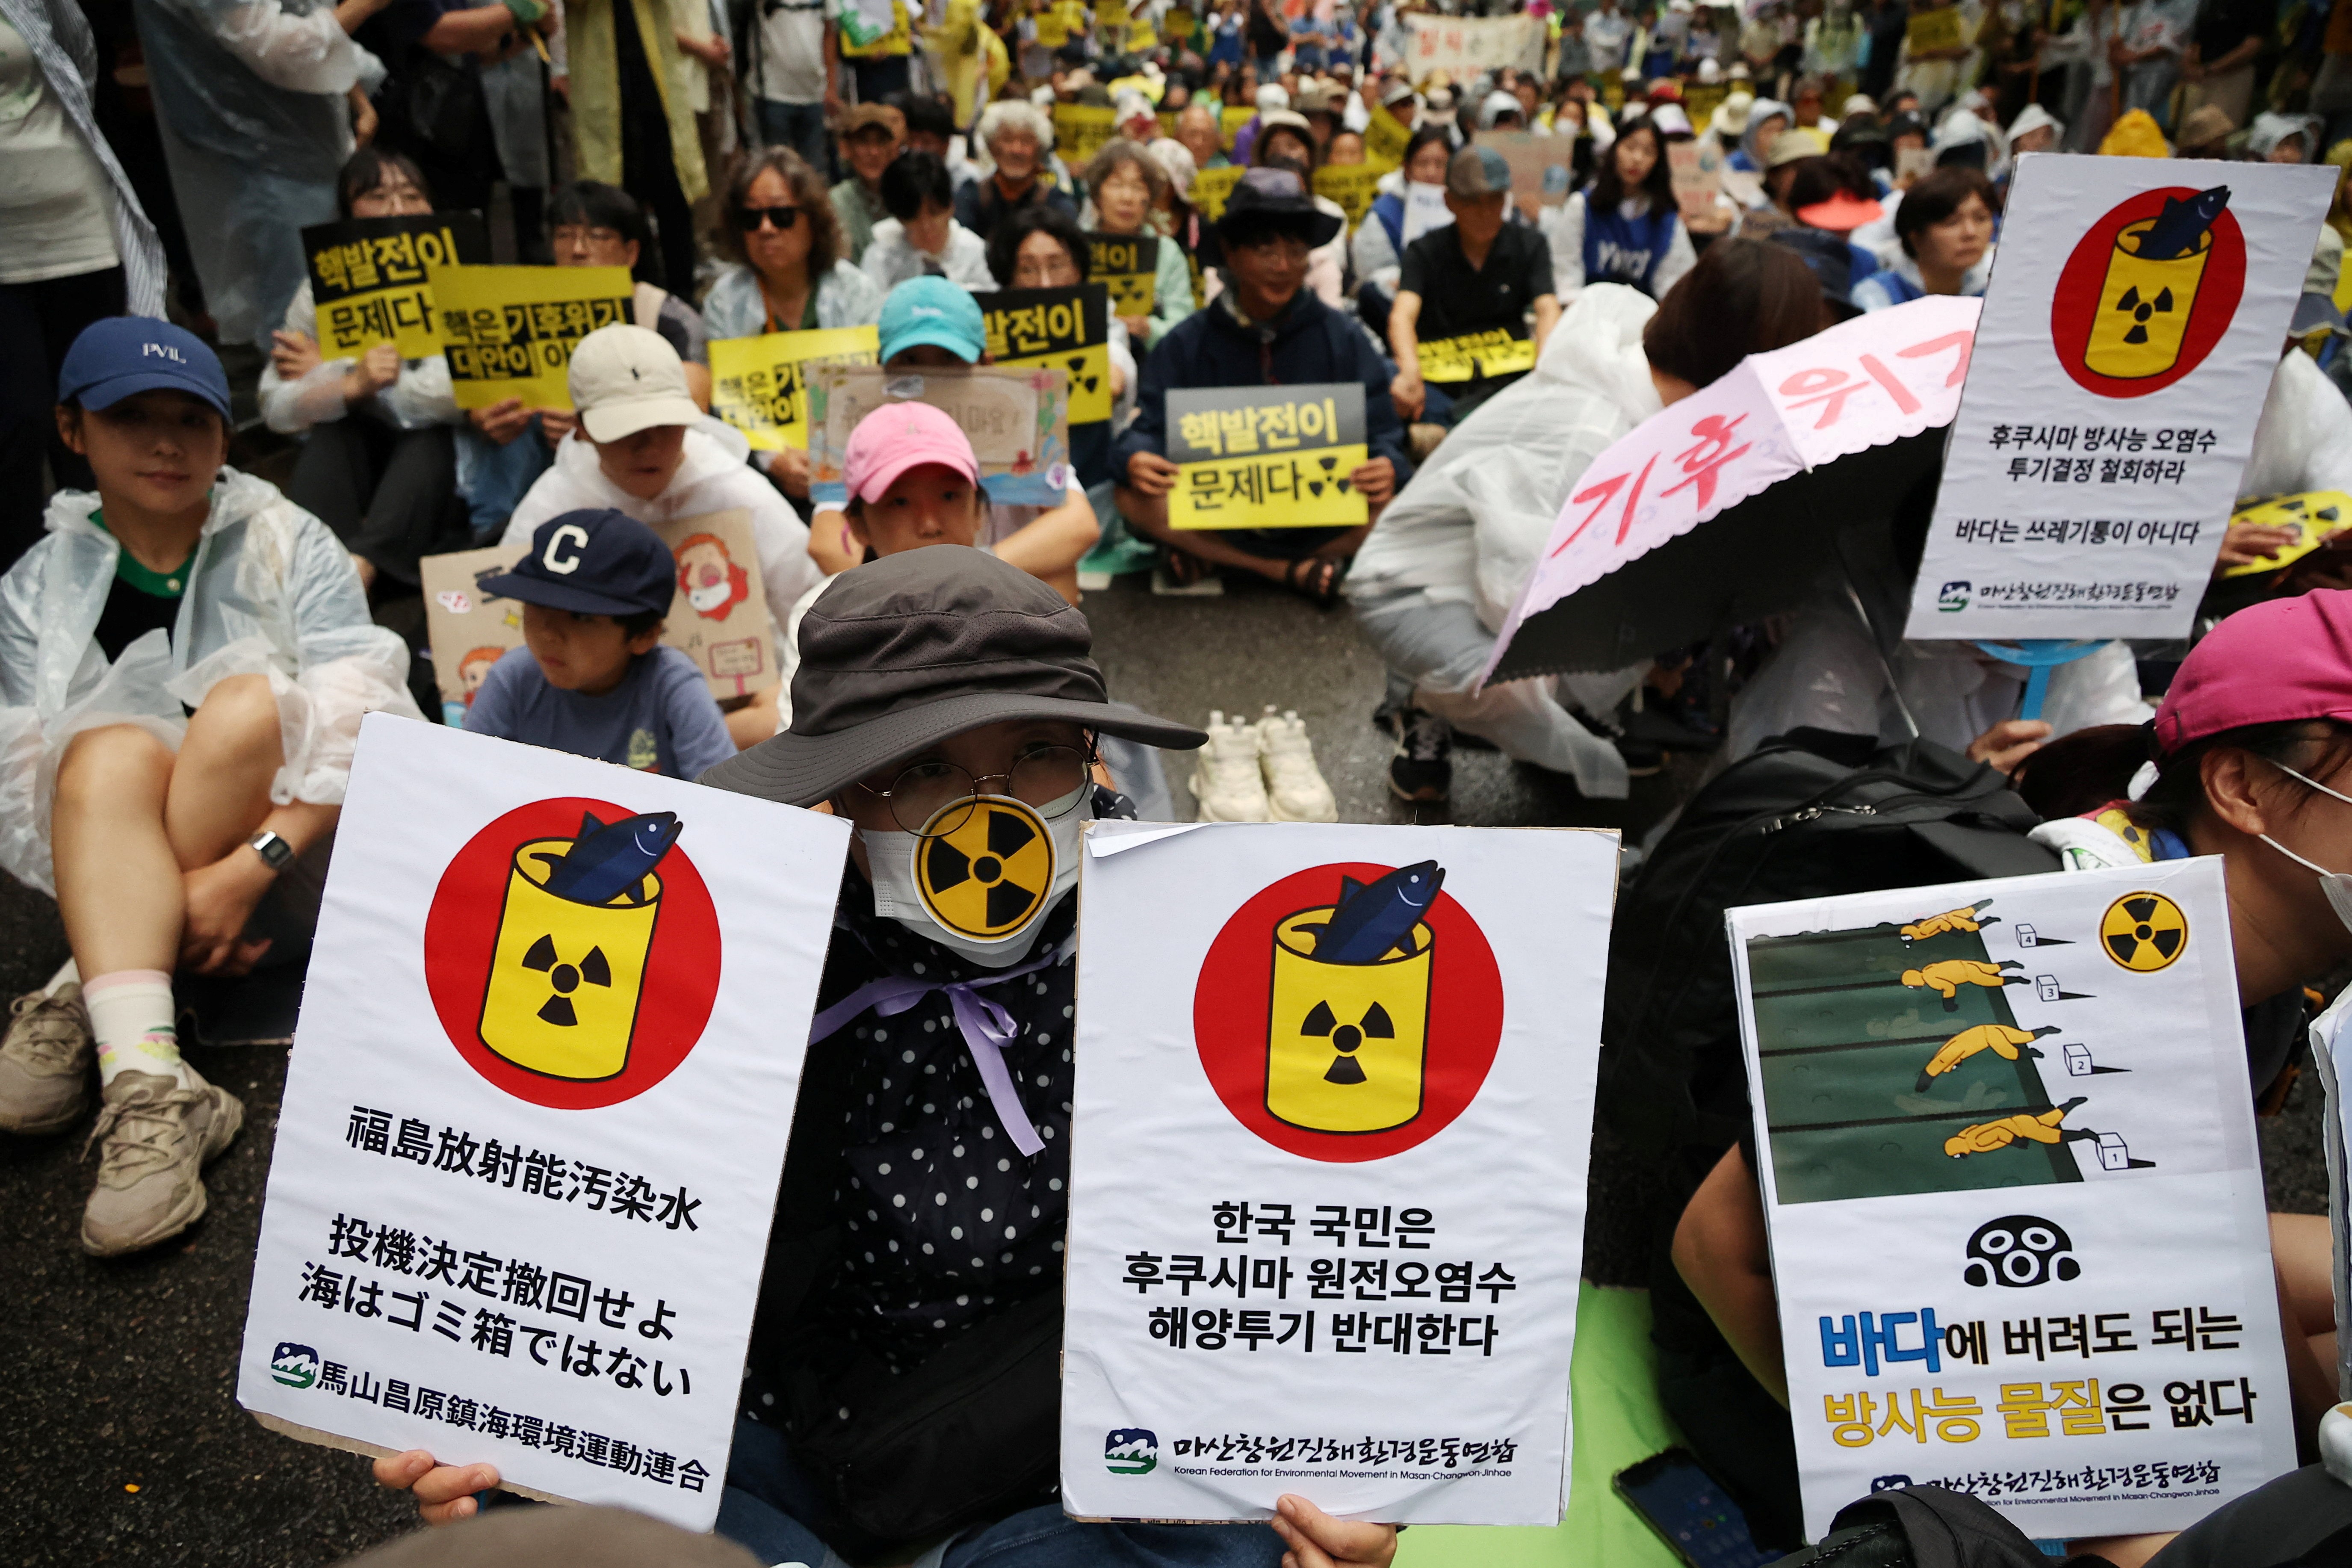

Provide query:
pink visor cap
left=842, top=400, right=983, bottom=505
left=2154, top=588, right=2352, bottom=754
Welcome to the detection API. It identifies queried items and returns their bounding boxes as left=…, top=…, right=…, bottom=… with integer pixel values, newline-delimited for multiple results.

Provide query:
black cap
left=698, top=547, right=1205, bottom=807
left=1204, top=167, right=1344, bottom=263
left=477, top=509, right=678, bottom=618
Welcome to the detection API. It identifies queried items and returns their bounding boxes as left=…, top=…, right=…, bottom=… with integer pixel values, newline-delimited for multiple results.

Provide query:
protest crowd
left=15, top=0, right=2352, bottom=1558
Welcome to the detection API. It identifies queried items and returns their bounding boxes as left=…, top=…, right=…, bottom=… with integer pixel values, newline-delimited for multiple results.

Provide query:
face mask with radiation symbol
left=860, top=788, right=1088, bottom=967
left=2256, top=759, right=2352, bottom=938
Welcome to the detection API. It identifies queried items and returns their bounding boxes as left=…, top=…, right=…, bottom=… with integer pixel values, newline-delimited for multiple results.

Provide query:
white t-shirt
left=0, top=16, right=117, bottom=285
left=757, top=0, right=829, bottom=105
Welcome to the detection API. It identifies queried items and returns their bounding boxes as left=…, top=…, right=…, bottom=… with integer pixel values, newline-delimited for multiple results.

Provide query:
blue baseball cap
left=477, top=510, right=678, bottom=618
left=58, top=317, right=233, bottom=422
left=878, top=277, right=986, bottom=364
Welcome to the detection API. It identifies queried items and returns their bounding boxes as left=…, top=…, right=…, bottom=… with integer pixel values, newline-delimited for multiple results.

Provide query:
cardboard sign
left=1055, top=102, right=1119, bottom=167
left=1667, top=139, right=1724, bottom=226
left=430, top=264, right=635, bottom=411
left=1417, top=328, right=1536, bottom=385
left=1902, top=157, right=2334, bottom=640
left=2219, top=490, right=2352, bottom=576
left=1191, top=165, right=1245, bottom=223
left=1363, top=98, right=1412, bottom=170
left=236, top=717, right=849, bottom=1530
left=1165, top=383, right=1369, bottom=531
left=1088, top=232, right=1161, bottom=316
left=706, top=325, right=881, bottom=452
left=1479, top=131, right=1578, bottom=219
left=981, top=283, right=1113, bottom=424
left=1905, top=4, right=1965, bottom=53
left=1897, top=145, right=1938, bottom=184
left=1059, top=821, right=1616, bottom=1524
left=1221, top=103, right=1256, bottom=148
left=302, top=213, right=488, bottom=359
left=1403, top=13, right=1545, bottom=80
left=1314, top=165, right=1384, bottom=235
left=1731, top=859, right=2295, bottom=1540
left=806, top=362, right=1073, bottom=508
left=419, top=508, right=780, bottom=722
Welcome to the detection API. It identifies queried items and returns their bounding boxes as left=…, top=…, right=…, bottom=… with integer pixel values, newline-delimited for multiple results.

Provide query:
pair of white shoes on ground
left=1192, top=707, right=1339, bottom=823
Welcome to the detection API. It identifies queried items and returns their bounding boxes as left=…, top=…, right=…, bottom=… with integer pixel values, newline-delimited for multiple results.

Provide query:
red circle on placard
left=2049, top=187, right=2246, bottom=399
left=422, top=797, right=722, bottom=1110
left=1193, top=862, right=1504, bottom=1163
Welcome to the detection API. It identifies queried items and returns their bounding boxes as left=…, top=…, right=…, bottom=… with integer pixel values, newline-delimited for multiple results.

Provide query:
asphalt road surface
left=0, top=576, right=2328, bottom=1566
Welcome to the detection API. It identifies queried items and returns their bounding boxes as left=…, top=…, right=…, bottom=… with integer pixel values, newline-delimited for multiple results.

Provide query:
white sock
left=86, top=971, right=184, bottom=1088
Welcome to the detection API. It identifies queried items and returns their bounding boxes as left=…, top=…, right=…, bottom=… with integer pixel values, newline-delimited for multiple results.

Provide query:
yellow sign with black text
left=1313, top=165, right=1383, bottom=233
left=1165, top=384, right=1370, bottom=530
left=1087, top=233, right=1159, bottom=316
left=428, top=264, right=634, bottom=410
left=302, top=213, right=488, bottom=358
left=982, top=284, right=1114, bottom=423
left=1418, top=327, right=1537, bottom=384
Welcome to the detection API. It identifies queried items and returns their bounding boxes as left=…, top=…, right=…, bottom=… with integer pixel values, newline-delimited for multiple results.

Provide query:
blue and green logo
left=271, top=1342, right=319, bottom=1388
left=1105, top=1428, right=1158, bottom=1475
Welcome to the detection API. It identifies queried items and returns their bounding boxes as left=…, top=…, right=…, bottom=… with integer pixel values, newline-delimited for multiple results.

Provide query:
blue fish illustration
left=2136, top=186, right=2229, bottom=261
left=537, top=810, right=682, bottom=905
left=1313, top=860, right=1444, bottom=965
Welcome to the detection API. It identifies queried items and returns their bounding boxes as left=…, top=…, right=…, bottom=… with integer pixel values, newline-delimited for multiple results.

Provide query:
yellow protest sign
left=1166, top=384, right=1370, bottom=530
left=428, top=264, right=634, bottom=410
left=1313, top=165, right=1384, bottom=233
left=842, top=0, right=911, bottom=55
left=1191, top=165, right=1244, bottom=221
left=1125, top=14, right=1155, bottom=50
left=302, top=213, right=488, bottom=358
left=1906, top=5, right=1964, bottom=53
left=1363, top=99, right=1412, bottom=170
left=1054, top=102, right=1119, bottom=167
left=1220, top=103, right=1255, bottom=148
left=1157, top=110, right=1179, bottom=139
left=1087, top=232, right=1159, bottom=316
left=982, top=284, right=1113, bottom=423
left=2221, top=492, right=2352, bottom=577
left=707, top=325, right=882, bottom=451
left=1416, top=327, right=1536, bottom=384
left=1035, top=3, right=1068, bottom=45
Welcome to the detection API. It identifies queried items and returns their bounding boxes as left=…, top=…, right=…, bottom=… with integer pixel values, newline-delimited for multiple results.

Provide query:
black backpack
left=1599, top=728, right=2060, bottom=1169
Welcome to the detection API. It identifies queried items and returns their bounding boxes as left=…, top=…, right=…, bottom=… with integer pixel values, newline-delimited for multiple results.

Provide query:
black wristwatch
left=249, top=830, right=295, bottom=873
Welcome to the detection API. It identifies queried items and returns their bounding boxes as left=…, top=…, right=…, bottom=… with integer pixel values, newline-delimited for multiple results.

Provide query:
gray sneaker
left=0, top=983, right=94, bottom=1135
left=81, top=1063, right=244, bottom=1257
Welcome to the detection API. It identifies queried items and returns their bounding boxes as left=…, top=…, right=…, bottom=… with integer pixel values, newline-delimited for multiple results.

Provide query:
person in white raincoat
left=0, top=319, right=419, bottom=1260
left=1345, top=239, right=1832, bottom=803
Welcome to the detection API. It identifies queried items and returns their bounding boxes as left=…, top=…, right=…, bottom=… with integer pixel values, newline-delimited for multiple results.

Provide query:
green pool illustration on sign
left=1747, top=903, right=2142, bottom=1205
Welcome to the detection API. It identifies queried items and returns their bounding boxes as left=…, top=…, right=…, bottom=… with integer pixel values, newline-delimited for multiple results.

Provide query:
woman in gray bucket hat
left=376, top=547, right=1396, bottom=1568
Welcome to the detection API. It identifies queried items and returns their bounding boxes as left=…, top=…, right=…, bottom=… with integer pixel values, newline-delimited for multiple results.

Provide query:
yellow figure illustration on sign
left=1900, top=957, right=2027, bottom=1009
left=2101, top=890, right=2189, bottom=971
left=2083, top=187, right=2230, bottom=381
left=1899, top=898, right=1995, bottom=942
left=1915, top=1022, right=2061, bottom=1091
left=1944, top=1096, right=2093, bottom=1158
left=479, top=811, right=680, bottom=1081
left=1266, top=862, right=1443, bottom=1134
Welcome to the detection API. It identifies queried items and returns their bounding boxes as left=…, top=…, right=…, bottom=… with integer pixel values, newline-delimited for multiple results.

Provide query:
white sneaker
left=1192, top=710, right=1274, bottom=822
left=1255, top=707, right=1339, bottom=822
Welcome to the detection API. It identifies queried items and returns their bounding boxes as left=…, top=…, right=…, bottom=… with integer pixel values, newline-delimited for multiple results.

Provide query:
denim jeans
left=756, top=98, right=833, bottom=180
left=714, top=1417, right=1285, bottom=1568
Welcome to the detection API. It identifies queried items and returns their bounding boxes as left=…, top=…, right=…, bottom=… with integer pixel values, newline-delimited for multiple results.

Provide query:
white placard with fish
left=234, top=717, right=848, bottom=1530
left=1058, top=822, right=1618, bottom=1525
left=1903, top=155, right=2334, bottom=641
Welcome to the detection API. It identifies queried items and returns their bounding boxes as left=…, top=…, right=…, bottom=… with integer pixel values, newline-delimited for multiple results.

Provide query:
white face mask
left=686, top=578, right=733, bottom=614
left=860, top=790, right=1087, bottom=967
left=2257, top=760, right=2352, bottom=937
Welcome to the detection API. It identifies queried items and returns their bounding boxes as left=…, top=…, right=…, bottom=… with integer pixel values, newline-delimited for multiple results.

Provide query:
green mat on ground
left=1396, top=1284, right=1686, bottom=1568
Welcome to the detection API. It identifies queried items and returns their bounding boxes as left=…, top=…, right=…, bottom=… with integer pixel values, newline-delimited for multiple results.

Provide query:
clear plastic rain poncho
left=0, top=472, right=423, bottom=895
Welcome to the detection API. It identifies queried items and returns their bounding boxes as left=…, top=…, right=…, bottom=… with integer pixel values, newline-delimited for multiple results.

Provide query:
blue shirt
left=463, top=645, right=737, bottom=780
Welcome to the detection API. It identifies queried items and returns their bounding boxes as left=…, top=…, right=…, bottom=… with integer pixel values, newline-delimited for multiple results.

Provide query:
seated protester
left=1783, top=154, right=1887, bottom=293
left=503, top=325, right=824, bottom=747
left=900, top=92, right=981, bottom=193
left=1726, top=96, right=1790, bottom=172
left=548, top=180, right=714, bottom=408
left=1851, top=163, right=1995, bottom=309
left=0, top=319, right=420, bottom=1256
left=804, top=280, right=1099, bottom=602
left=985, top=205, right=1142, bottom=492
left=1352, top=128, right=1455, bottom=311
left=1241, top=112, right=1350, bottom=310
left=1545, top=116, right=1698, bottom=302
left=1082, top=139, right=1201, bottom=351
left=859, top=151, right=998, bottom=293
left=828, top=103, right=905, bottom=265
left=703, top=148, right=889, bottom=503
left=1673, top=597, right=2352, bottom=1557
left=262, top=149, right=485, bottom=591
left=956, top=99, right=1078, bottom=247
left=1114, top=168, right=1412, bottom=605
left=463, top=511, right=735, bottom=778
left=1389, top=146, right=1562, bottom=430
left=373, top=547, right=1396, bottom=1568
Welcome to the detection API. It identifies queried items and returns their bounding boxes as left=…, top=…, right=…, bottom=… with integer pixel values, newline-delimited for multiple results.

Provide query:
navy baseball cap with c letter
left=477, top=509, right=679, bottom=618
left=59, top=317, right=234, bottom=422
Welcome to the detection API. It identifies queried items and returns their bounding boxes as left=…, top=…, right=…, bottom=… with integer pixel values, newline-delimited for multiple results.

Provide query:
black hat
left=698, top=548, right=1206, bottom=807
left=1769, top=227, right=1862, bottom=321
left=477, top=509, right=677, bottom=618
left=1205, top=167, right=1344, bottom=262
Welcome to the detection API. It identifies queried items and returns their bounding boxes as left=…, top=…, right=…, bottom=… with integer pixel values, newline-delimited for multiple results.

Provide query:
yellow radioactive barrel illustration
left=1266, top=904, right=1434, bottom=1134
left=2083, top=186, right=2230, bottom=381
left=478, top=813, right=677, bottom=1080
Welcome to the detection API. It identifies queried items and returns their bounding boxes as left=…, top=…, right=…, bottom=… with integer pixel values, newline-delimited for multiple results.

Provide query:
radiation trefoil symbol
left=2100, top=891, right=2187, bottom=972
left=515, top=933, right=613, bottom=1027
left=916, top=797, right=1052, bottom=940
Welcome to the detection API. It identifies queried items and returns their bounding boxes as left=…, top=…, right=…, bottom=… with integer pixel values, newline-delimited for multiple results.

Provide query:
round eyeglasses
left=856, top=744, right=1093, bottom=837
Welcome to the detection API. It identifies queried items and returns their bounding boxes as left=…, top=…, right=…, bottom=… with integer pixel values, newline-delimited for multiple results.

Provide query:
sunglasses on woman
left=732, top=204, right=802, bottom=232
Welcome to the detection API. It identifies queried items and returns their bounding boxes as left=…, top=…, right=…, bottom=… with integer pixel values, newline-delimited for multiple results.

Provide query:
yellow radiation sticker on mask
left=914, top=797, right=1054, bottom=941
left=2101, top=890, right=2188, bottom=972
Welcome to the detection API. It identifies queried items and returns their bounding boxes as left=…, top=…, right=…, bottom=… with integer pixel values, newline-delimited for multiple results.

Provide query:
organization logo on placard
left=1105, top=1427, right=1158, bottom=1475
left=270, top=1341, right=320, bottom=1388
left=1963, top=1214, right=2080, bottom=1287
left=1193, top=862, right=1504, bottom=1162
left=2099, top=891, right=2188, bottom=972
left=2051, top=186, right=2246, bottom=399
left=423, top=797, right=723, bottom=1110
